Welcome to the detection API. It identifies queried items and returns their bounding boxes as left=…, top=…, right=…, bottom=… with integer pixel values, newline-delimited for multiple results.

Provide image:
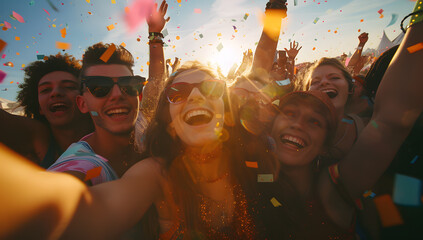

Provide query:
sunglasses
left=81, top=76, right=145, bottom=98
left=165, top=80, right=226, bottom=104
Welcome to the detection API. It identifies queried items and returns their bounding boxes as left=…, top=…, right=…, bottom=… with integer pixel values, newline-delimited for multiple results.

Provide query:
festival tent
left=0, top=97, right=24, bottom=116
left=392, top=31, right=405, bottom=46
left=376, top=30, right=395, bottom=56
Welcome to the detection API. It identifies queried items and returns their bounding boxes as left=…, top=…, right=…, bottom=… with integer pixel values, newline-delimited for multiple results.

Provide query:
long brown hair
left=140, top=62, right=259, bottom=238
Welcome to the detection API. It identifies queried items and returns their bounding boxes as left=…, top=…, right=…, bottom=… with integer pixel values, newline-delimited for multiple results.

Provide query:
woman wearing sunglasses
left=31, top=62, right=260, bottom=239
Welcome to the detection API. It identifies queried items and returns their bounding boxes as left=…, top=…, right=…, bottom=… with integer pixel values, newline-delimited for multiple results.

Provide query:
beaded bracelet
left=148, top=32, right=164, bottom=45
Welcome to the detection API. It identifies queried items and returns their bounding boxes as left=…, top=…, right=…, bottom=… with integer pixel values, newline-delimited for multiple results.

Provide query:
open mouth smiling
left=183, top=109, right=213, bottom=126
left=105, top=108, right=130, bottom=117
left=49, top=102, right=69, bottom=112
left=279, top=134, right=306, bottom=149
left=321, top=89, right=338, bottom=99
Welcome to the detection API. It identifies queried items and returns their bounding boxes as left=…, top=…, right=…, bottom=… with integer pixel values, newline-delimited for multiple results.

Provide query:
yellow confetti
left=55, top=41, right=71, bottom=50
left=217, top=33, right=222, bottom=37
left=52, top=24, right=56, bottom=28
left=21, top=64, right=25, bottom=68
left=107, top=24, right=115, bottom=31
left=120, top=42, right=126, bottom=47
left=86, top=0, right=90, bottom=3
left=15, top=36, right=20, bottom=41
left=111, top=0, right=116, bottom=3
left=270, top=197, right=282, bottom=207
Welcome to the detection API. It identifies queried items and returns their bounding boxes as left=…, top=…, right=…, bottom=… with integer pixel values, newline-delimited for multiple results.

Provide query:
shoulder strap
left=346, top=113, right=365, bottom=138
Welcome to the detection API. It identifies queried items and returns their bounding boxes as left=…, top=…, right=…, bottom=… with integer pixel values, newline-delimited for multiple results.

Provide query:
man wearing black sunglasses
left=47, top=43, right=145, bottom=185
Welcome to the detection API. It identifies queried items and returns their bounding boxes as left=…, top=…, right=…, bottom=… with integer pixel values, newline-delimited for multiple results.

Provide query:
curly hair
left=17, top=53, right=81, bottom=123
left=80, top=42, right=134, bottom=78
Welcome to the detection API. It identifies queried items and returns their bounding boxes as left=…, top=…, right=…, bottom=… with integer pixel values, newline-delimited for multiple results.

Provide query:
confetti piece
left=393, top=173, right=422, bottom=206
left=43, top=8, right=51, bottom=16
left=60, top=28, right=66, bottom=38
left=84, top=166, right=102, bottom=181
left=379, top=14, right=384, bottom=19
left=1, top=54, right=5, bottom=58
left=312, top=47, right=316, bottom=50
left=258, top=174, right=274, bottom=182
left=276, top=78, right=290, bottom=86
left=46, top=0, right=59, bottom=11
left=12, top=11, right=25, bottom=23
left=52, top=24, right=56, bottom=28
left=410, top=155, right=419, bottom=164
left=29, top=0, right=35, bottom=6
left=0, top=39, right=6, bottom=53
left=194, top=8, right=202, bottom=14
left=294, top=0, right=298, bottom=6
left=374, top=195, right=404, bottom=227
left=100, top=44, right=116, bottom=63
left=124, top=0, right=155, bottom=33
left=86, top=0, right=90, bottom=3
left=176, top=36, right=180, bottom=40
left=107, top=24, right=115, bottom=31
left=0, top=70, right=6, bottom=83
left=15, top=36, right=20, bottom=41
left=245, top=161, right=258, bottom=168
left=386, top=14, right=398, bottom=27
left=270, top=197, right=282, bottom=207
left=217, top=33, right=222, bottom=37
left=313, top=17, right=320, bottom=24
left=199, top=33, right=203, bottom=38
left=244, top=13, right=249, bottom=20
left=90, top=111, right=98, bottom=116
left=377, top=9, right=384, bottom=14
left=363, top=190, right=376, bottom=199
left=120, top=42, right=126, bottom=47
left=55, top=41, right=71, bottom=50
left=4, top=21, right=11, bottom=29
left=371, top=120, right=378, bottom=128
left=162, top=28, right=169, bottom=37
left=37, top=54, right=45, bottom=60
left=407, top=42, right=423, bottom=53
left=111, top=0, right=116, bottom=3
left=216, top=42, right=223, bottom=51
left=9, top=15, right=17, bottom=21
left=16, top=52, right=20, bottom=56
left=342, top=118, right=354, bottom=124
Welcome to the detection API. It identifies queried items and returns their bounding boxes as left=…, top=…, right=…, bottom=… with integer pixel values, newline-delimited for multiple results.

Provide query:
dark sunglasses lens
left=200, top=81, right=225, bottom=99
left=119, top=76, right=143, bottom=96
left=85, top=77, right=113, bottom=98
left=167, top=83, right=192, bottom=104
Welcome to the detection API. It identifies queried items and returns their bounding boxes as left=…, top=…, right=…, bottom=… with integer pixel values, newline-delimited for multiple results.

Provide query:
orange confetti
left=360, top=19, right=364, bottom=22
left=379, top=14, right=384, bottom=19
left=84, top=167, right=102, bottom=181
left=86, top=0, right=90, bottom=3
left=100, top=43, right=116, bottom=63
left=140, top=69, right=144, bottom=72
left=10, top=81, right=13, bottom=84
left=374, top=195, right=404, bottom=227
left=358, top=29, right=361, bottom=32
left=107, top=24, right=115, bottom=31
left=176, top=36, right=180, bottom=40
left=88, top=12, right=92, bottom=15
left=177, top=0, right=181, bottom=3
left=16, top=52, right=19, bottom=56
left=43, top=56, right=48, bottom=61
left=245, top=161, right=258, bottom=168
left=55, top=41, right=71, bottom=50
left=406, top=42, right=423, bottom=53
left=2, top=27, right=7, bottom=31
left=111, top=0, right=116, bottom=3
left=125, top=7, right=130, bottom=13
left=146, top=61, right=150, bottom=65
left=120, top=42, right=126, bottom=47
left=15, top=36, right=20, bottom=41
left=0, top=39, right=6, bottom=52
left=328, top=29, right=331, bottom=32
left=60, top=28, right=67, bottom=38
left=334, top=30, right=338, bottom=34
left=312, top=47, right=316, bottom=50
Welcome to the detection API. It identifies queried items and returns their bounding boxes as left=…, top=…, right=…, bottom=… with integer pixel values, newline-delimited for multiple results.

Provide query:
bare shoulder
left=123, top=157, right=166, bottom=182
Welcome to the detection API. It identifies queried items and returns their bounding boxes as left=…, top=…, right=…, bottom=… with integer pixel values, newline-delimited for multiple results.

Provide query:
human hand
left=265, top=0, right=287, bottom=18
left=358, top=32, right=369, bottom=45
left=284, top=41, right=302, bottom=59
left=147, top=0, right=170, bottom=33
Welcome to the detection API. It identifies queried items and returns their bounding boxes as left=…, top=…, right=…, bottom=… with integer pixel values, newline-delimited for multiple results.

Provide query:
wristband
left=148, top=32, right=164, bottom=45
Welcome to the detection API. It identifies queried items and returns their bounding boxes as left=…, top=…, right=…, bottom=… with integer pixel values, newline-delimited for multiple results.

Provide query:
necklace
left=186, top=145, right=222, bottom=164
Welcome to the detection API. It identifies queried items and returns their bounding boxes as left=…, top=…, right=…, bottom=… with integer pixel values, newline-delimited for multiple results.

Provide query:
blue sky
left=0, top=0, right=415, bottom=101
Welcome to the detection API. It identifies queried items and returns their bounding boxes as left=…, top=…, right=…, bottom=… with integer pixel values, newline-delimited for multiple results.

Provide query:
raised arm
left=142, top=0, right=169, bottom=118
left=340, top=21, right=423, bottom=198
left=347, top=32, right=368, bottom=75
left=284, top=41, right=302, bottom=79
left=251, top=0, right=287, bottom=79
